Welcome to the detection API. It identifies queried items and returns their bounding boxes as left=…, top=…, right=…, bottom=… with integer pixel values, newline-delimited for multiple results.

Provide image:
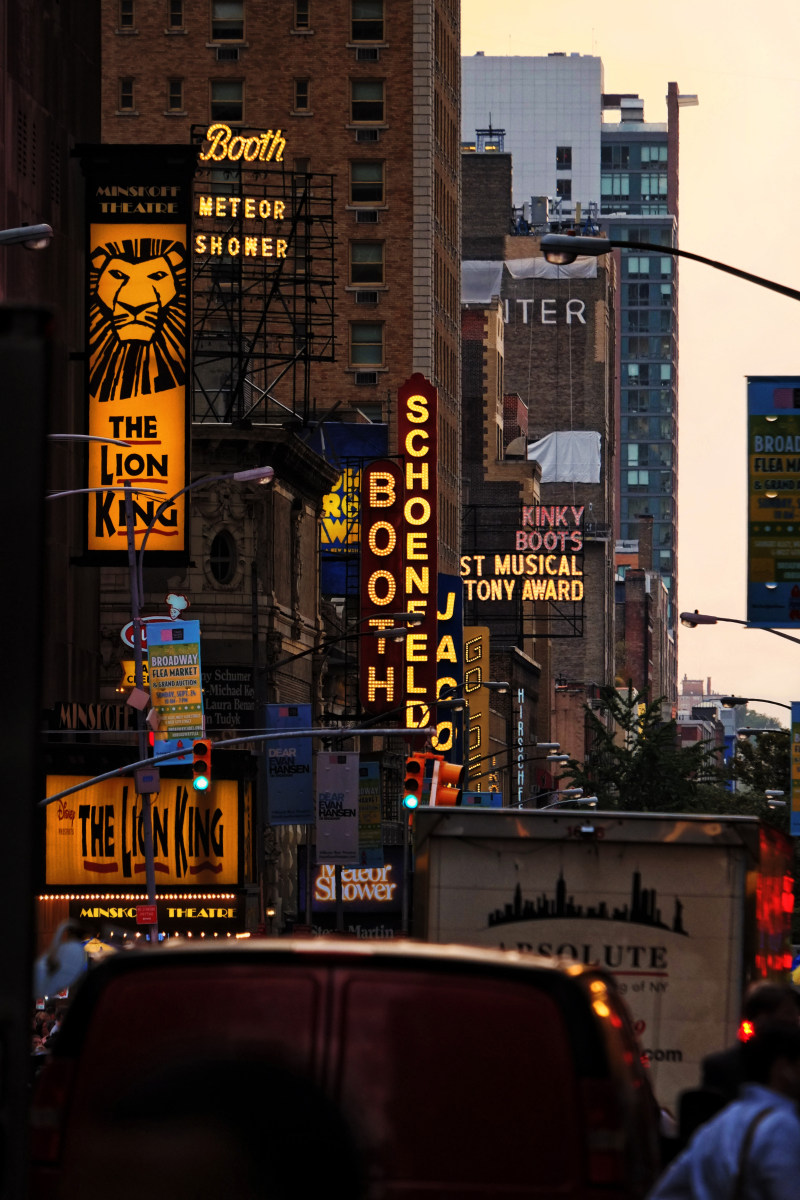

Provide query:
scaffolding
left=190, top=128, right=336, bottom=426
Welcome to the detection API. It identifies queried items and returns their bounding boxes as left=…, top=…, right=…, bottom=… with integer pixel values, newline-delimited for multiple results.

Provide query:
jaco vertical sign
left=80, top=144, right=197, bottom=560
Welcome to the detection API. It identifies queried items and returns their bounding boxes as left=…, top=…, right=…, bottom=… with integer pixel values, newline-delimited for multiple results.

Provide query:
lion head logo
left=89, top=237, right=187, bottom=403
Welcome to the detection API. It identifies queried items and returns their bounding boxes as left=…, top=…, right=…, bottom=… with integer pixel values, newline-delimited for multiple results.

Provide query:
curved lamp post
left=540, top=233, right=800, bottom=304
left=537, top=790, right=598, bottom=811
left=720, top=695, right=791, bottom=712
left=680, top=610, right=800, bottom=647
left=0, top=222, right=53, bottom=250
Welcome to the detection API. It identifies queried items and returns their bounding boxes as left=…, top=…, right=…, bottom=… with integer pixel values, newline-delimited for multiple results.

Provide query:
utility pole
left=124, top=485, right=159, bottom=942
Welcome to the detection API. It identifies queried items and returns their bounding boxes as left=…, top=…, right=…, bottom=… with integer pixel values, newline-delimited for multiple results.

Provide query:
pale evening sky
left=461, top=0, right=800, bottom=721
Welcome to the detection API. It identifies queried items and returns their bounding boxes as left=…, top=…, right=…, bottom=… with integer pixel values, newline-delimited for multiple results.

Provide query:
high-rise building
left=100, top=0, right=462, bottom=575
left=462, top=52, right=687, bottom=704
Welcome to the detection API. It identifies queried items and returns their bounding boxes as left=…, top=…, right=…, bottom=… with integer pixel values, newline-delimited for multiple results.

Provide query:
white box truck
left=413, top=808, right=793, bottom=1115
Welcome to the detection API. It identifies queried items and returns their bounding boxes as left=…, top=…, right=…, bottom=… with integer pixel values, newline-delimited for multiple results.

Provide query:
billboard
left=398, top=375, right=439, bottom=728
left=265, top=703, right=314, bottom=825
left=46, top=775, right=241, bottom=886
left=463, top=627, right=492, bottom=784
left=310, top=423, right=389, bottom=595
left=747, top=377, right=800, bottom=628
left=80, top=144, right=197, bottom=561
left=358, top=458, right=406, bottom=714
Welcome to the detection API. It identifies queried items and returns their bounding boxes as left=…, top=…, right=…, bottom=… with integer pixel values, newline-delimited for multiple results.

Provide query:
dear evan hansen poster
left=265, top=703, right=313, bottom=824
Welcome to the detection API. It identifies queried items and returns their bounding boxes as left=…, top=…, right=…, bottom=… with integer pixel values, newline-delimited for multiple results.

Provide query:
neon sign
left=198, top=123, right=286, bottom=164
left=461, top=504, right=584, bottom=603
left=359, top=460, right=405, bottom=711
left=398, top=375, right=439, bottom=729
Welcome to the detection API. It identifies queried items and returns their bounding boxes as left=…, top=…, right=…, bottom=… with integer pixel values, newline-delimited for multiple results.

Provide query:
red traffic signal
left=402, top=753, right=427, bottom=809
left=192, top=739, right=212, bottom=791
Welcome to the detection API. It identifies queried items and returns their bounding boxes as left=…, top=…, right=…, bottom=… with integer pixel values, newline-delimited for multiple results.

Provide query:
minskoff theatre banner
left=79, top=144, right=197, bottom=562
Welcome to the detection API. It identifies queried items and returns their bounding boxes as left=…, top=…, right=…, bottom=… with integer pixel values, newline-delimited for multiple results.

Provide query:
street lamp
left=720, top=695, right=792, bottom=712
left=540, top=233, right=800, bottom=305
left=680, top=610, right=800, bottom=647
left=537, top=791, right=599, bottom=811
left=0, top=222, right=53, bottom=250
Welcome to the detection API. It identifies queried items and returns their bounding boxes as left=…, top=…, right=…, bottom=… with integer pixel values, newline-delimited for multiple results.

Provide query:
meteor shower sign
left=747, top=377, right=800, bottom=628
left=80, top=145, right=196, bottom=561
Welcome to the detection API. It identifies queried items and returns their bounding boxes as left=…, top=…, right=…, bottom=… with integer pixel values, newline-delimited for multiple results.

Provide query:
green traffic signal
left=192, top=739, right=212, bottom=791
left=402, top=754, right=425, bottom=809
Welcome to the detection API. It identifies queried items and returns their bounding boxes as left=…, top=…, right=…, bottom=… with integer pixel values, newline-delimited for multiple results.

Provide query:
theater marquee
left=80, top=144, right=197, bottom=562
left=46, top=774, right=241, bottom=887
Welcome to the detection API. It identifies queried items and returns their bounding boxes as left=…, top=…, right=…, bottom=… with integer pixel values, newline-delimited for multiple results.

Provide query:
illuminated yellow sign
left=462, top=627, right=491, bottom=781
left=46, top=776, right=241, bottom=886
left=198, top=124, right=286, bottom=163
left=398, top=376, right=439, bottom=728
left=86, top=215, right=188, bottom=554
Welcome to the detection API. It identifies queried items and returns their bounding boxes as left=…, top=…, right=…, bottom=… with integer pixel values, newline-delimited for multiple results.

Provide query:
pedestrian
left=701, top=982, right=800, bottom=1101
left=647, top=1021, right=800, bottom=1200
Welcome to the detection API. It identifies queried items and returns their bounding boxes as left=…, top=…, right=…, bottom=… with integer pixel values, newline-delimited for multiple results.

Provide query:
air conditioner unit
left=356, top=209, right=379, bottom=223
left=355, top=290, right=379, bottom=305
left=356, top=46, right=380, bottom=61
left=354, top=371, right=378, bottom=385
left=356, top=128, right=379, bottom=143
left=216, top=45, right=239, bottom=60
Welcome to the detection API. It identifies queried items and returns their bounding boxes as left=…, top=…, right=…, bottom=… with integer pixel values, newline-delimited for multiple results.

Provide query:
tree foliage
left=561, top=685, right=729, bottom=813
left=729, top=728, right=789, bottom=795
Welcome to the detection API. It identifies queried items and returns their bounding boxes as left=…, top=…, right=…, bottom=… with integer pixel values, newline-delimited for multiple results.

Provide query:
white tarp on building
left=527, top=431, right=601, bottom=483
left=462, top=257, right=598, bottom=303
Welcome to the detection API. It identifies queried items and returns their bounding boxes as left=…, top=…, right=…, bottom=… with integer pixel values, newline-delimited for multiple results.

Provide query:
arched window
left=209, top=530, right=237, bottom=584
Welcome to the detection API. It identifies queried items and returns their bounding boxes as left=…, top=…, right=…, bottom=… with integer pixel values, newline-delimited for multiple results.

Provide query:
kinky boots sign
left=46, top=775, right=240, bottom=886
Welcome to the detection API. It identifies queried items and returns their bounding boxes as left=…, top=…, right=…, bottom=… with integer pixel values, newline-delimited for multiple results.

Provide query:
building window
left=211, top=0, right=243, bottom=40
left=641, top=144, right=667, bottom=165
left=350, top=241, right=384, bottom=285
left=626, top=256, right=650, bottom=277
left=350, top=322, right=383, bottom=366
left=350, top=161, right=384, bottom=204
left=601, top=173, right=629, bottom=200
left=556, top=146, right=571, bottom=170
left=641, top=174, right=668, bottom=201
left=351, top=80, right=384, bottom=124
left=556, top=178, right=571, bottom=201
left=168, top=0, right=184, bottom=27
left=209, top=530, right=237, bottom=584
left=119, top=78, right=135, bottom=110
left=168, top=79, right=183, bottom=110
left=210, top=80, right=243, bottom=122
left=294, top=78, right=310, bottom=111
left=294, top=156, right=310, bottom=174
left=294, top=0, right=310, bottom=28
left=601, top=144, right=629, bottom=169
left=352, top=0, right=383, bottom=41
left=120, top=0, right=135, bottom=27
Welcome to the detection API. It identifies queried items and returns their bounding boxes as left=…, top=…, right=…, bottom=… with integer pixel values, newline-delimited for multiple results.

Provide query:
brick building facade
left=462, top=149, right=616, bottom=773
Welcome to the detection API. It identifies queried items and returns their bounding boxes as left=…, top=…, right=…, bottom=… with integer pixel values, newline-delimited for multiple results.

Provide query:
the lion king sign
left=80, top=145, right=197, bottom=560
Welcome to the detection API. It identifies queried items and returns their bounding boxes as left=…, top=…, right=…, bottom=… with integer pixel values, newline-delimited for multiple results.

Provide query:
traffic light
left=435, top=761, right=463, bottom=807
left=402, top=753, right=427, bottom=809
left=192, top=739, right=212, bottom=791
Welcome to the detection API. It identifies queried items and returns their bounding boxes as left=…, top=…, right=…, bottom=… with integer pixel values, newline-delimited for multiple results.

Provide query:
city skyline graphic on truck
left=487, top=870, right=688, bottom=935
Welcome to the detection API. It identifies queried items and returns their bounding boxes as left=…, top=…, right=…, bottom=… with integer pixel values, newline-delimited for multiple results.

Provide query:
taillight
left=580, top=1078, right=627, bottom=1187
left=29, top=1058, right=76, bottom=1165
